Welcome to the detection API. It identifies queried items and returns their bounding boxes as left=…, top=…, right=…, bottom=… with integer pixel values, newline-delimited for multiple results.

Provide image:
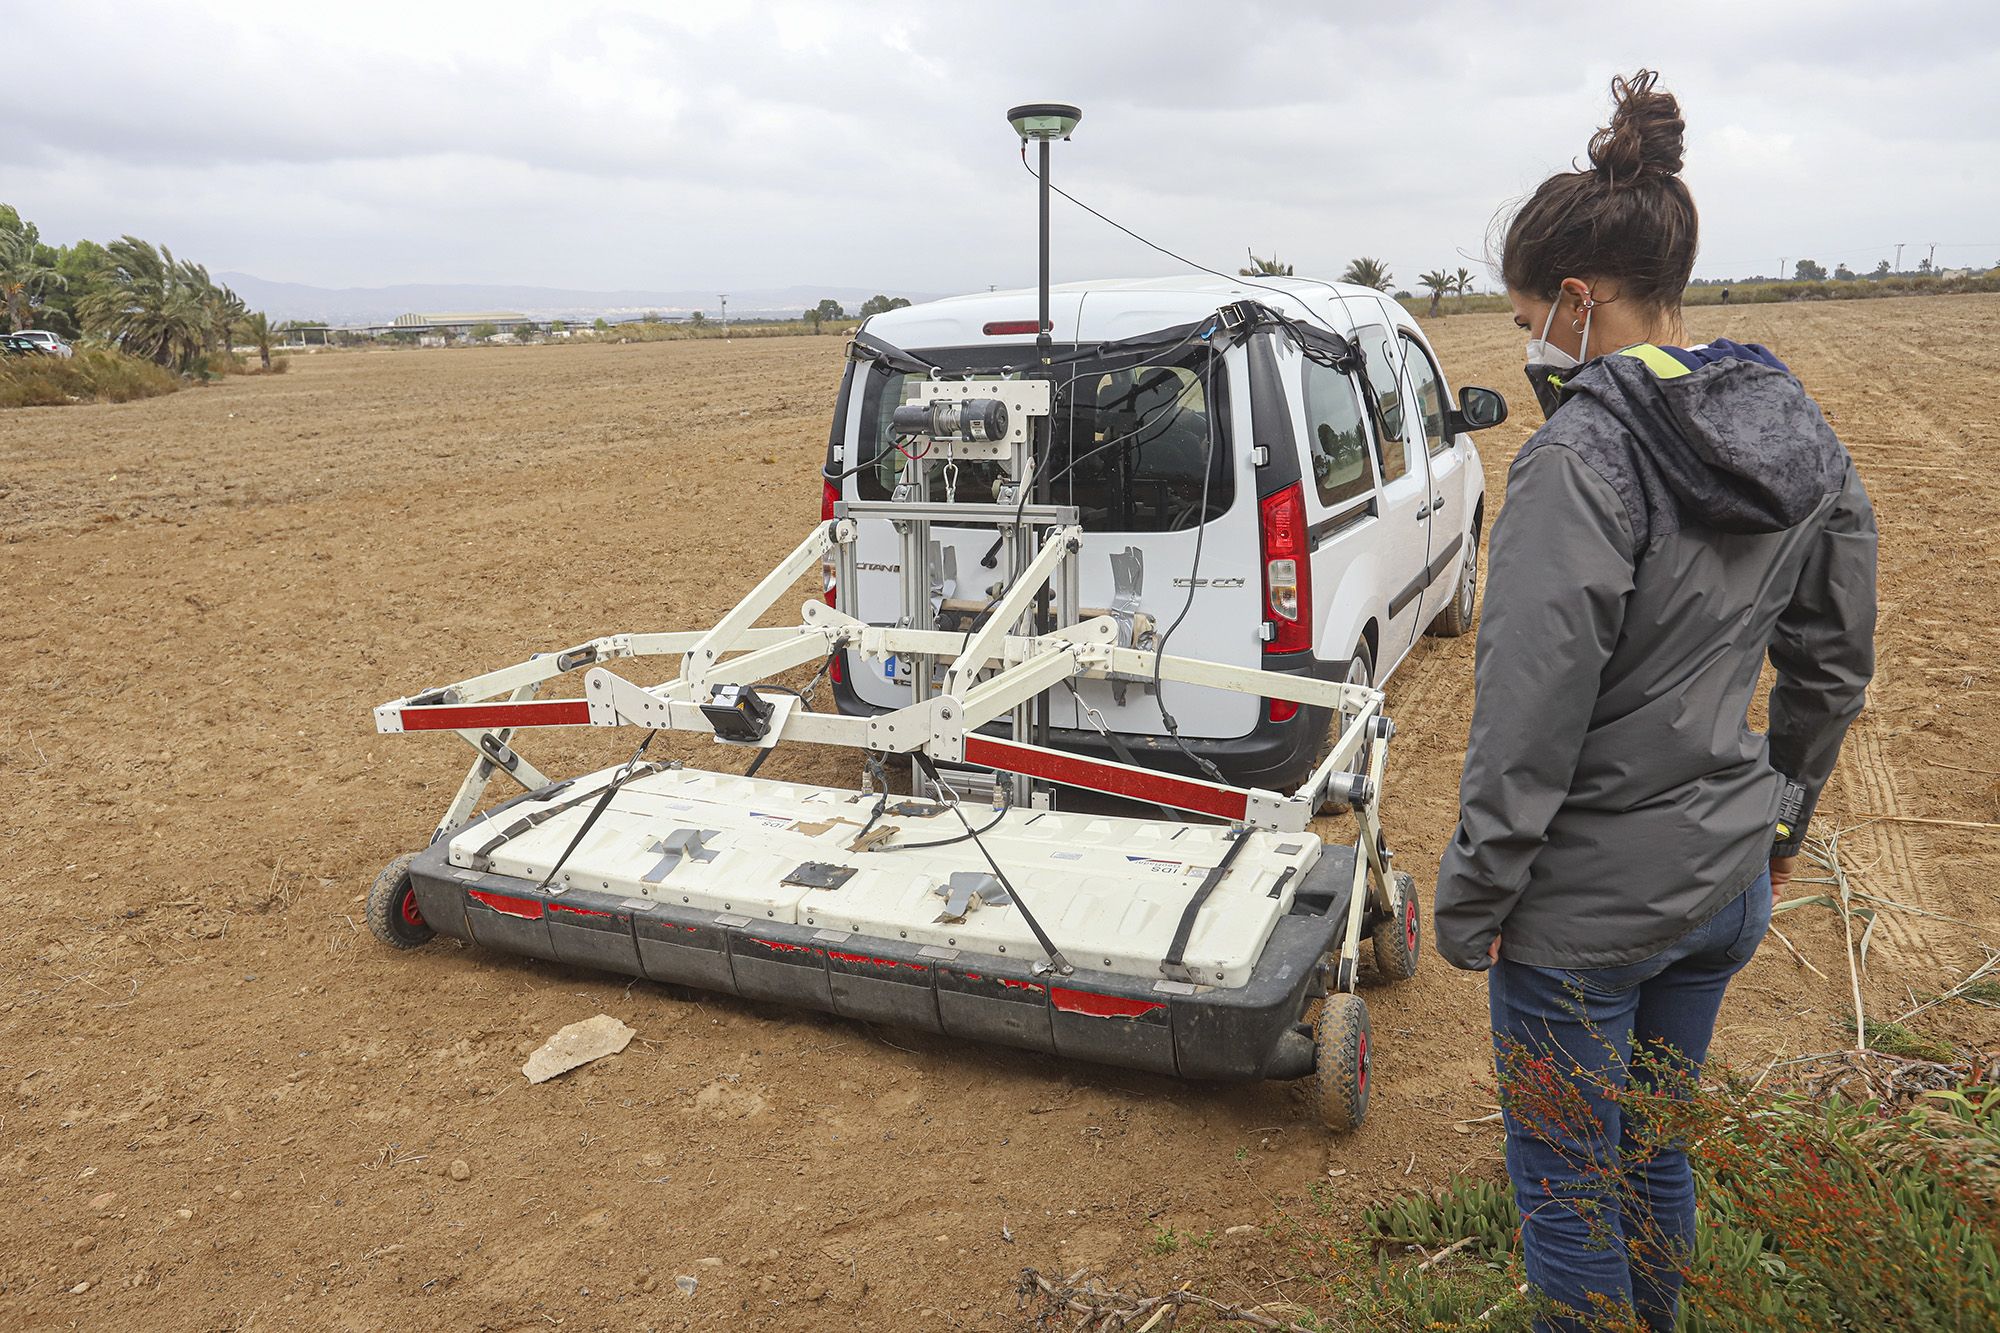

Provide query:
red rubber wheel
left=1371, top=871, right=1421, bottom=981
left=1312, top=992, right=1371, bottom=1132
left=366, top=852, right=434, bottom=951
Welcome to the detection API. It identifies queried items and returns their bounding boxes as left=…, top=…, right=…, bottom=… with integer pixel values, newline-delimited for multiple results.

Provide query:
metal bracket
left=932, top=871, right=1010, bottom=923
left=641, top=829, right=720, bottom=883
left=782, top=861, right=857, bottom=890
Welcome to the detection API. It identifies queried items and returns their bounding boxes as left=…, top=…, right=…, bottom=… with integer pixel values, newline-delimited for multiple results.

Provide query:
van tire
left=1315, top=642, right=1376, bottom=815
left=1428, top=531, right=1478, bottom=638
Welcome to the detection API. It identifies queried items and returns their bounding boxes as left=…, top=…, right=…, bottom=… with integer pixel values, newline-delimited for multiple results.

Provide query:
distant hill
left=216, top=274, right=940, bottom=326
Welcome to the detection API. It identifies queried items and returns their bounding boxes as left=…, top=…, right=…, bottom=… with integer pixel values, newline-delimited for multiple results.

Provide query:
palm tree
left=0, top=226, right=64, bottom=333
left=1340, top=257, right=1393, bottom=291
left=243, top=311, right=276, bottom=371
left=1417, top=270, right=1452, bottom=318
left=176, top=258, right=246, bottom=356
left=1239, top=248, right=1295, bottom=277
left=77, top=236, right=211, bottom=370
left=1451, top=267, right=1476, bottom=309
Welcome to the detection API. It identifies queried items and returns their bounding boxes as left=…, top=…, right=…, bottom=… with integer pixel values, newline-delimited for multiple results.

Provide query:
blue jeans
left=1489, top=873, right=1771, bottom=1333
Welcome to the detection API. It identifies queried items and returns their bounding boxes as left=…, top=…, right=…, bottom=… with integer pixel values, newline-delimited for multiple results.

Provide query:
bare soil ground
left=4, top=298, right=1996, bottom=1330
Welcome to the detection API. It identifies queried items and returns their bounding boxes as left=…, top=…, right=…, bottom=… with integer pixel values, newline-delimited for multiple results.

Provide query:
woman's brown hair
left=1501, top=70, right=1698, bottom=310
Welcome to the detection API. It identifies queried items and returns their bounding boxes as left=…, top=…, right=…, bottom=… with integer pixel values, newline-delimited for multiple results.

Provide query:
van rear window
left=854, top=346, right=1231, bottom=532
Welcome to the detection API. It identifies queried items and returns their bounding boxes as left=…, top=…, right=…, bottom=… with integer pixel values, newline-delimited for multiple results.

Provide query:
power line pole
left=1779, top=257, right=1788, bottom=280
left=720, top=294, right=728, bottom=341
left=1894, top=242, right=1905, bottom=272
left=1926, top=242, right=1938, bottom=271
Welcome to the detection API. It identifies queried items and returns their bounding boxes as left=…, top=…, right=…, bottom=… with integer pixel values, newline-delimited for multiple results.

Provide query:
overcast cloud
left=6, top=1, right=1998, bottom=296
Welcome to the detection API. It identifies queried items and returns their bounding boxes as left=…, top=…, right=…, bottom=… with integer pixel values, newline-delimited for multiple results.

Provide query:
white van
left=821, top=276, right=1506, bottom=797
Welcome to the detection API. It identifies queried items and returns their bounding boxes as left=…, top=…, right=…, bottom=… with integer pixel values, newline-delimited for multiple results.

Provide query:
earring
left=1571, top=317, right=1586, bottom=333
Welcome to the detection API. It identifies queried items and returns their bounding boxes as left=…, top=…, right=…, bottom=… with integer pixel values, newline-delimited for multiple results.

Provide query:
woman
left=1434, top=71, right=1877, bottom=1331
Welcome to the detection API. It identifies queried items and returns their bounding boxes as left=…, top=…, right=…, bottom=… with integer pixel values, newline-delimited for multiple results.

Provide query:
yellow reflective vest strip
left=1616, top=343, right=1692, bottom=379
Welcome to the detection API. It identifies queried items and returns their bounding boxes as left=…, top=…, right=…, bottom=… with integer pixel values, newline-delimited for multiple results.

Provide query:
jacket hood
left=1557, top=346, right=1847, bottom=535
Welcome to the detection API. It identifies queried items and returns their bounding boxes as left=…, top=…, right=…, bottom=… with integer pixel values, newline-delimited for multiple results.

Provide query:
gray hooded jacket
left=1434, top=343, right=1877, bottom=971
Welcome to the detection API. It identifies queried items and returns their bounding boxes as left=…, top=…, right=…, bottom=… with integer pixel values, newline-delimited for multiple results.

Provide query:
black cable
left=1020, top=145, right=1380, bottom=375
left=875, top=791, right=1012, bottom=851
left=1144, top=351, right=1229, bottom=785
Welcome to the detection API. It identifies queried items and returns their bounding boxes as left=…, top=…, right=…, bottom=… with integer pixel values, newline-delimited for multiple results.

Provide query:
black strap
left=534, top=732, right=658, bottom=891
left=913, top=753, right=1070, bottom=975
left=1160, top=829, right=1254, bottom=980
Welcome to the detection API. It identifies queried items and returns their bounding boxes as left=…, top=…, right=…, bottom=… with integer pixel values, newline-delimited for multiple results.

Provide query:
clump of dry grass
left=0, top=347, right=181, bottom=408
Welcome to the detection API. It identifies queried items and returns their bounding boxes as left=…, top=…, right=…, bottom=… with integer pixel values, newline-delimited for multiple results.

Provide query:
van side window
left=1302, top=358, right=1372, bottom=511
left=1400, top=333, right=1451, bottom=455
left=1356, top=325, right=1411, bottom=484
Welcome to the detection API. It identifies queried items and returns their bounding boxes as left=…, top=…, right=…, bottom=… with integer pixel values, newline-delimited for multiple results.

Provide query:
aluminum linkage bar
left=941, top=526, right=1080, bottom=697
left=683, top=521, right=840, bottom=689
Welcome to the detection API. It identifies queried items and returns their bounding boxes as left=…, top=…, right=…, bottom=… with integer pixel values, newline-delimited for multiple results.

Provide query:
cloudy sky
left=7, top=1, right=1998, bottom=296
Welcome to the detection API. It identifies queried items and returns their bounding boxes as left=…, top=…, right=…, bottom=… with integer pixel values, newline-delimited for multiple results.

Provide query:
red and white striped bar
left=962, top=734, right=1252, bottom=822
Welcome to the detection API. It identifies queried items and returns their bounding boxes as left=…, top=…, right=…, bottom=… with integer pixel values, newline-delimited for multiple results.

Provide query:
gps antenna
left=1006, top=102, right=1081, bottom=365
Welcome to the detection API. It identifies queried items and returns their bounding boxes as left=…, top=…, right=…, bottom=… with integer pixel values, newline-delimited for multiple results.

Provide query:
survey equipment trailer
left=367, top=302, right=1421, bottom=1131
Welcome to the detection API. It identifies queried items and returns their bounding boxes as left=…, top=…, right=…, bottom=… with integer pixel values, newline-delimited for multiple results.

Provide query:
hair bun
left=1587, top=69, right=1684, bottom=182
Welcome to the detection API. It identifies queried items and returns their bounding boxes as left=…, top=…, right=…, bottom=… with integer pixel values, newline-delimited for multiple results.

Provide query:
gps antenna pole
left=1037, top=134, right=1052, bottom=366
left=1006, top=103, right=1081, bottom=801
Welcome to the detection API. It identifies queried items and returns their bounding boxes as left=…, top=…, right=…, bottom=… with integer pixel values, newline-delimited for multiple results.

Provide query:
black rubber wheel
left=1312, top=992, right=1372, bottom=1132
left=1427, top=529, right=1478, bottom=638
left=1371, top=871, right=1421, bottom=981
left=366, top=852, right=434, bottom=950
left=1316, top=641, right=1376, bottom=816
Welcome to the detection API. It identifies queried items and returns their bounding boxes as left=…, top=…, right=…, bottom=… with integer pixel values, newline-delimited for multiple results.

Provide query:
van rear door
left=839, top=343, right=1263, bottom=740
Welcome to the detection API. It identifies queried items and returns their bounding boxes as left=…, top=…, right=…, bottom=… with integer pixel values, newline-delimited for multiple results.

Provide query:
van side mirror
left=1449, top=386, right=1508, bottom=434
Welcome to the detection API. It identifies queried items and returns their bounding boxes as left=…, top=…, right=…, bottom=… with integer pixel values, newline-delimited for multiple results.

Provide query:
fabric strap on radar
left=912, top=752, right=1071, bottom=976
left=532, top=731, right=659, bottom=892
left=1159, top=827, right=1255, bottom=982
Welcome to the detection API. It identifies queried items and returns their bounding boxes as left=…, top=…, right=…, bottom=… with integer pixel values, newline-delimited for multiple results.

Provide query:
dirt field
left=4, top=297, right=1996, bottom=1330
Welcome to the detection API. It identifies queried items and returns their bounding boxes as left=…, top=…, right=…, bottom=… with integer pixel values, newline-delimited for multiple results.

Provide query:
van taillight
left=982, top=319, right=1048, bottom=336
left=820, top=479, right=840, bottom=607
left=1259, top=483, right=1312, bottom=657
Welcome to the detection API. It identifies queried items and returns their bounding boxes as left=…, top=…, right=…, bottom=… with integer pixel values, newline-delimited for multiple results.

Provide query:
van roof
left=863, top=275, right=1408, bottom=350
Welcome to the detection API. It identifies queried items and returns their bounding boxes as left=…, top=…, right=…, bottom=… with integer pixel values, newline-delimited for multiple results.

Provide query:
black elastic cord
left=535, top=730, right=657, bottom=891
left=912, top=753, right=1069, bottom=975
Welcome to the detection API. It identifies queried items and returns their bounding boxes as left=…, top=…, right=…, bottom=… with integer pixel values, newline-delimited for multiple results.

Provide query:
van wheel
left=1428, top=533, right=1478, bottom=638
left=1312, top=992, right=1371, bottom=1132
left=1316, top=642, right=1375, bottom=815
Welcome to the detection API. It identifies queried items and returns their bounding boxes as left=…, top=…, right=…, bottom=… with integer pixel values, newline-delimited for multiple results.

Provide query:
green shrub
left=1359, top=1063, right=2000, bottom=1331
left=0, top=347, right=181, bottom=408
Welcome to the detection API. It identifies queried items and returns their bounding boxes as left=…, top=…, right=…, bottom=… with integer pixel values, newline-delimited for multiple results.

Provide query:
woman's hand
left=1770, top=856, right=1798, bottom=904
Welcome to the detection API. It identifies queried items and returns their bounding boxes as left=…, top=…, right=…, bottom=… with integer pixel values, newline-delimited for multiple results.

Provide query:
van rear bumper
left=829, top=649, right=1335, bottom=800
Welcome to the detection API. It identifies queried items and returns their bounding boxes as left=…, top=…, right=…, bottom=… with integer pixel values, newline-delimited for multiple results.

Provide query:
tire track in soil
left=1789, top=302, right=1958, bottom=974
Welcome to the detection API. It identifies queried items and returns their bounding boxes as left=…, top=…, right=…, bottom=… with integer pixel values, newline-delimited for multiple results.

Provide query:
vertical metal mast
left=1006, top=104, right=1081, bottom=802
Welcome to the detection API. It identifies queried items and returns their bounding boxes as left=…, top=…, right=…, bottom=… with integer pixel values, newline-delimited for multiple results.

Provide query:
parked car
left=1, top=333, right=46, bottom=357
left=13, top=330, right=72, bottom=358
left=821, top=276, right=1507, bottom=798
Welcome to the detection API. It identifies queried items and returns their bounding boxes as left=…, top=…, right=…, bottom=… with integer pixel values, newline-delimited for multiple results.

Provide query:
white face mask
left=1524, top=296, right=1591, bottom=369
